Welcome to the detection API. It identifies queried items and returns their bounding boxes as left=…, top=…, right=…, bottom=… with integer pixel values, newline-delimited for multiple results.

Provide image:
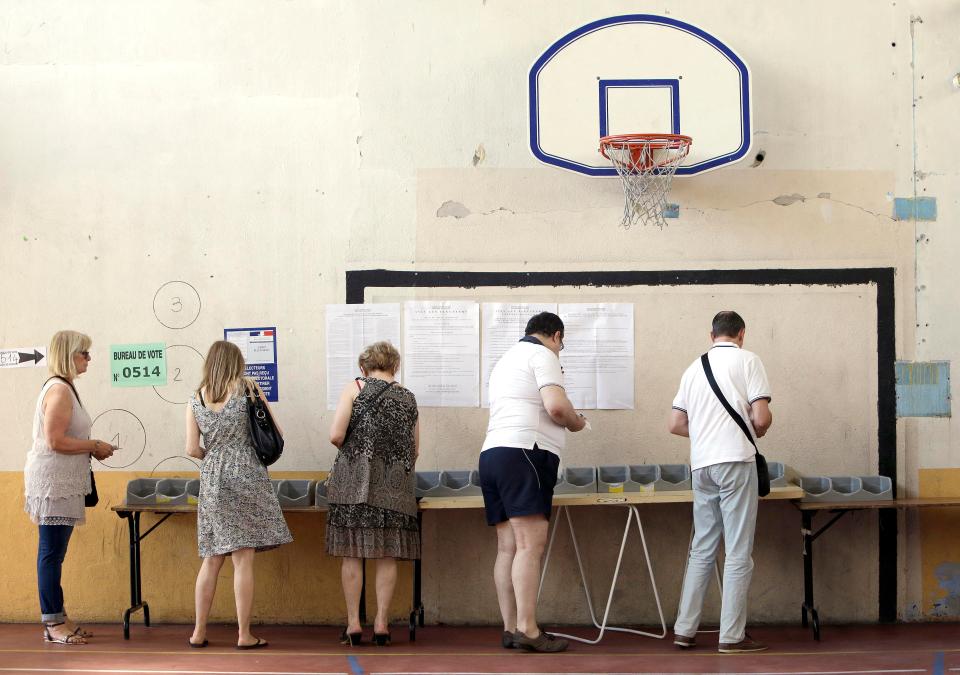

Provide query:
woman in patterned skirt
left=185, top=340, right=292, bottom=650
left=327, top=341, right=420, bottom=646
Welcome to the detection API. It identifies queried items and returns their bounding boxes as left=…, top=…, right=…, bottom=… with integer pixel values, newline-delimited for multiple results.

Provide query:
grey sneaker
left=718, top=636, right=768, bottom=654
left=673, top=632, right=696, bottom=649
left=513, top=630, right=569, bottom=653
left=501, top=631, right=516, bottom=649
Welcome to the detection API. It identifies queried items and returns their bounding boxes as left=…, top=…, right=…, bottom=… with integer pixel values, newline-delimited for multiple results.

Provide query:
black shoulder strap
left=700, top=353, right=757, bottom=453
left=44, top=376, right=82, bottom=408
left=342, top=380, right=395, bottom=446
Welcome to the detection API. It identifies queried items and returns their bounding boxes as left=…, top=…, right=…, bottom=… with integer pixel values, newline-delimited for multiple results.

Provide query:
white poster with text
left=404, top=301, right=480, bottom=407
left=325, top=304, right=402, bottom=410
left=558, top=303, right=635, bottom=409
left=481, top=303, right=557, bottom=407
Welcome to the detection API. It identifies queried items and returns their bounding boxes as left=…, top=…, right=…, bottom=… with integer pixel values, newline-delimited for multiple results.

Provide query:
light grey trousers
left=673, top=460, right=758, bottom=645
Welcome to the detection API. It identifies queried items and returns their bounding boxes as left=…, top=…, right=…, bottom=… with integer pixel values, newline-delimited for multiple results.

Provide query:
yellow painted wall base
left=920, top=468, right=960, bottom=619
left=0, top=471, right=412, bottom=624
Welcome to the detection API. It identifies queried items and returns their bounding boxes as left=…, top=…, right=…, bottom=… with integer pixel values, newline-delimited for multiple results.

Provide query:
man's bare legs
left=493, top=521, right=518, bottom=633
left=508, top=514, right=549, bottom=638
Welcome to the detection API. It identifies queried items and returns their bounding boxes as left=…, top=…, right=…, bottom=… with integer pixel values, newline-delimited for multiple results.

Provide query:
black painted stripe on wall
left=346, top=267, right=898, bottom=622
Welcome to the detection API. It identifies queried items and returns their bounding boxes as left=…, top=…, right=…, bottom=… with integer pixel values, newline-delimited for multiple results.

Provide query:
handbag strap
left=43, top=376, right=93, bottom=468
left=342, top=379, right=395, bottom=446
left=700, top=353, right=758, bottom=454
left=43, top=376, right=83, bottom=408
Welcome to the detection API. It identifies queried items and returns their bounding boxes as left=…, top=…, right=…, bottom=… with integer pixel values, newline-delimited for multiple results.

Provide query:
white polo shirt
left=672, top=342, right=772, bottom=471
left=482, top=338, right=566, bottom=456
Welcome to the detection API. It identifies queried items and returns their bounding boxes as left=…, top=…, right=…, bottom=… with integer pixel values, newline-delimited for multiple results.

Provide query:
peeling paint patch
left=773, top=193, right=806, bottom=206
left=472, top=144, right=486, bottom=166
left=932, top=562, right=960, bottom=616
left=436, top=200, right=472, bottom=219
left=663, top=203, right=679, bottom=218
left=894, top=196, right=937, bottom=221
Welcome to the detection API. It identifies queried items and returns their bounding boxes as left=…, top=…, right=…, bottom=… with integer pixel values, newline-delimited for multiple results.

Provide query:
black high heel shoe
left=373, top=631, right=391, bottom=646
left=339, top=629, right=363, bottom=646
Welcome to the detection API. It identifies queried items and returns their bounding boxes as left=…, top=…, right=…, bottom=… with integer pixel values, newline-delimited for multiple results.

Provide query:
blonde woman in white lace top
left=23, top=331, right=115, bottom=645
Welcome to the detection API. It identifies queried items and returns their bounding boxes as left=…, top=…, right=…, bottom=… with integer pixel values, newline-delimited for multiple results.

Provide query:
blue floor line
left=935, top=651, right=945, bottom=675
left=347, top=654, right=364, bottom=675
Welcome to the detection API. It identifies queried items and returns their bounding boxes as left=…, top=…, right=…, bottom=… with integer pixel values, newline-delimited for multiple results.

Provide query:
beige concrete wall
left=0, top=0, right=956, bottom=625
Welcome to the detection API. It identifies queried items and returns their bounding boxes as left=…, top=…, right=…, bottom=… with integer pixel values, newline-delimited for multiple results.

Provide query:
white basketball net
left=600, top=135, right=692, bottom=228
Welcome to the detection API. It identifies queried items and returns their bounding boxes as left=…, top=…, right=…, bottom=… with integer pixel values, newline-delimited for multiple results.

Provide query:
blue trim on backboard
left=598, top=79, right=680, bottom=137
left=529, top=14, right=752, bottom=177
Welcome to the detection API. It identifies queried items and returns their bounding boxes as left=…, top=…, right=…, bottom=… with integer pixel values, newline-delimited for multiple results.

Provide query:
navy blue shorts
left=478, top=446, right=560, bottom=526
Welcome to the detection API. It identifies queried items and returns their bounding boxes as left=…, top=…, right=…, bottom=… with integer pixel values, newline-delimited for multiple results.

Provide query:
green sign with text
left=111, top=343, right=167, bottom=387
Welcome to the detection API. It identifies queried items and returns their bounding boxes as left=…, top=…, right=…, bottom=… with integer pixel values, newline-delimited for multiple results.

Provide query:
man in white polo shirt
left=480, top=311, right=587, bottom=653
left=668, top=311, right=772, bottom=654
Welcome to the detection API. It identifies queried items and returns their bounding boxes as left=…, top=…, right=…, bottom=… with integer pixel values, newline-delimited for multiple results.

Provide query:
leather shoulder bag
left=244, top=380, right=284, bottom=466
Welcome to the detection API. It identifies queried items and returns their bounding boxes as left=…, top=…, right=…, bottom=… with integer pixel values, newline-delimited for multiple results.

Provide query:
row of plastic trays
left=126, top=478, right=327, bottom=507
left=415, top=462, right=801, bottom=498
left=125, top=470, right=893, bottom=506
left=799, top=475, right=892, bottom=502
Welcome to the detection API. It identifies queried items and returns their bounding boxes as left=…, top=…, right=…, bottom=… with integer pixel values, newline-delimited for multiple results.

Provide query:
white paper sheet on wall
left=558, top=303, right=635, bottom=409
left=403, top=301, right=480, bottom=407
left=481, top=302, right=558, bottom=408
left=325, top=304, right=402, bottom=410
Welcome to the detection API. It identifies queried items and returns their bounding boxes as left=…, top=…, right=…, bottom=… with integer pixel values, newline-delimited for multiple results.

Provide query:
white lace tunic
left=23, top=380, right=91, bottom=526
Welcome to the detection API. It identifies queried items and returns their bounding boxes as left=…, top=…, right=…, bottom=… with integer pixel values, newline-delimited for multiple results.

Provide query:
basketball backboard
left=529, top=14, right=752, bottom=177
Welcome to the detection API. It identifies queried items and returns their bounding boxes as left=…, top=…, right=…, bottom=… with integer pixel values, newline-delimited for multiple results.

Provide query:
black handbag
left=700, top=354, right=771, bottom=497
left=43, top=377, right=99, bottom=507
left=244, top=380, right=284, bottom=466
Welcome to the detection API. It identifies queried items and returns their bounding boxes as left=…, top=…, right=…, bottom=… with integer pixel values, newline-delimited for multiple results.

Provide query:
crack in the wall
left=435, top=194, right=894, bottom=221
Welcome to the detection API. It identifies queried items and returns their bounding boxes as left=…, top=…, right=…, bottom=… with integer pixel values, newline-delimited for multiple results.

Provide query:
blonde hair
left=198, top=341, right=246, bottom=403
left=358, top=341, right=401, bottom=375
left=48, top=330, right=92, bottom=380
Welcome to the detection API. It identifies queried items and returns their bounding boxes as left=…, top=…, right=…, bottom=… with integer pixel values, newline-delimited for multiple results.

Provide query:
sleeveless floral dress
left=190, top=387, right=292, bottom=557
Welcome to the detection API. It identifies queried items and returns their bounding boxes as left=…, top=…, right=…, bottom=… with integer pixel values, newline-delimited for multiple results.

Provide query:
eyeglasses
left=78, top=351, right=91, bottom=359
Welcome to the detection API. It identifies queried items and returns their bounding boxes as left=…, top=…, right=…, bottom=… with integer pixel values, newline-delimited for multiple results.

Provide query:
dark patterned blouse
left=326, top=377, right=419, bottom=517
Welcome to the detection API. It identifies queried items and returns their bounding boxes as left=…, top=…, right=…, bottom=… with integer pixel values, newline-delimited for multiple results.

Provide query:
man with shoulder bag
left=668, top=311, right=773, bottom=654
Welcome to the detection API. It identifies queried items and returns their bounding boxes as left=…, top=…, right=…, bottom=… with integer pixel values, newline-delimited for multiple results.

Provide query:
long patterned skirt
left=325, top=503, right=420, bottom=560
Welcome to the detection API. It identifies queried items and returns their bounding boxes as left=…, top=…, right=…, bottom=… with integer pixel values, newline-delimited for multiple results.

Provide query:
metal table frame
left=112, top=504, right=321, bottom=640
left=796, top=497, right=960, bottom=641
left=415, top=486, right=801, bottom=644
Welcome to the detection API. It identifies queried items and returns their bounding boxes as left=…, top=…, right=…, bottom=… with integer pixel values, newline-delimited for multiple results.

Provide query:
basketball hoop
left=599, top=134, right=692, bottom=228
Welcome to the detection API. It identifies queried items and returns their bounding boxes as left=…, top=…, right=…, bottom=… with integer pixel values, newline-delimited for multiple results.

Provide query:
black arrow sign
left=17, top=350, right=44, bottom=364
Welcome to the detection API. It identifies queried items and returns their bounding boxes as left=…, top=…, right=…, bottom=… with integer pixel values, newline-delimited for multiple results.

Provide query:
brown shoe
left=513, top=630, right=569, bottom=653
left=501, top=631, right=517, bottom=649
left=673, top=632, right=696, bottom=649
left=718, top=635, right=768, bottom=653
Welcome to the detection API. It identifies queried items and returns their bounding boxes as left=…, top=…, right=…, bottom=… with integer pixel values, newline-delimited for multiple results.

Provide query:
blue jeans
left=38, top=524, right=74, bottom=623
left=674, top=460, right=758, bottom=645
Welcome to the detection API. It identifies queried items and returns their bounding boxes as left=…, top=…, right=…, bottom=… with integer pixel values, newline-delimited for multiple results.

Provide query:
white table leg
left=539, top=504, right=667, bottom=644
